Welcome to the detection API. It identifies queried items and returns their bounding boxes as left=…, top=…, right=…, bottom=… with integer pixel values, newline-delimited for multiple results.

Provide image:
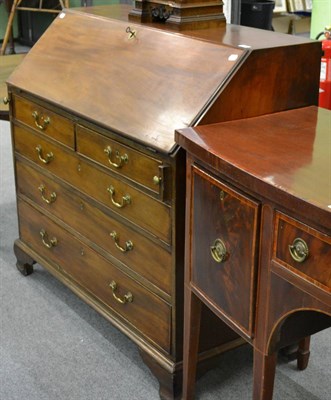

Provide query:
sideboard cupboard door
left=190, top=166, right=260, bottom=338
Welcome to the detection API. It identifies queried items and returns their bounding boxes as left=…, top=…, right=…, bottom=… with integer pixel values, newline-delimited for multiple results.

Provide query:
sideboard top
left=175, top=106, right=331, bottom=226
left=7, top=9, right=245, bottom=154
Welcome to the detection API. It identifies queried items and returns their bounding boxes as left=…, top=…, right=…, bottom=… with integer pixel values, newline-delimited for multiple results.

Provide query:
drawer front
left=274, top=213, right=331, bottom=291
left=77, top=125, right=167, bottom=195
left=17, top=199, right=171, bottom=353
left=13, top=125, right=172, bottom=243
left=16, top=161, right=172, bottom=295
left=191, top=167, right=259, bottom=337
left=13, top=96, right=75, bottom=149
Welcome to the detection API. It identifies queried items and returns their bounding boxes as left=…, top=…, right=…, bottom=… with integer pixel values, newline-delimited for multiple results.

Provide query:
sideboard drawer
left=16, top=160, right=172, bottom=296
left=77, top=125, right=167, bottom=195
left=17, top=199, right=171, bottom=353
left=13, top=95, right=75, bottom=149
left=274, top=213, right=331, bottom=291
left=190, top=167, right=260, bottom=338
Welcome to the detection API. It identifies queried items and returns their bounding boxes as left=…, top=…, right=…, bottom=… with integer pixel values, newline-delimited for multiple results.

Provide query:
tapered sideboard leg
left=182, top=287, right=202, bottom=400
left=253, top=349, right=277, bottom=400
left=297, top=336, right=311, bottom=371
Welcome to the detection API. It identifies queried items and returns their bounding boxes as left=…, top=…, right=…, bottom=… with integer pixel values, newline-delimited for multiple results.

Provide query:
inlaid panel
left=190, top=166, right=260, bottom=337
left=274, top=212, right=331, bottom=292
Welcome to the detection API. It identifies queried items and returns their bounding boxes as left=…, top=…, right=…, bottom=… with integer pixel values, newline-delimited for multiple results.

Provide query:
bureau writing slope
left=6, top=7, right=321, bottom=399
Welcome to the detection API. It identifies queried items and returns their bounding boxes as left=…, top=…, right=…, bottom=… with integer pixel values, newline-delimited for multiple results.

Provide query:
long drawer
left=17, top=199, right=171, bottom=353
left=13, top=124, right=172, bottom=243
left=16, top=160, right=172, bottom=296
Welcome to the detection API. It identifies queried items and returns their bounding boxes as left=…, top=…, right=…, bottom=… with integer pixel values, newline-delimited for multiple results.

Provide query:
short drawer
left=13, top=95, right=75, bottom=149
left=16, top=160, right=172, bottom=296
left=274, top=213, right=331, bottom=291
left=190, top=167, right=260, bottom=338
left=76, top=125, right=169, bottom=196
left=17, top=199, right=171, bottom=353
left=13, top=125, right=172, bottom=243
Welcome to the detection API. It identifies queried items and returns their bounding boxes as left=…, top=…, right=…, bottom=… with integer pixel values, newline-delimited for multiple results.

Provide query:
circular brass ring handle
left=3, top=96, right=10, bottom=105
left=110, top=231, right=133, bottom=253
left=38, top=184, right=57, bottom=204
left=289, top=238, right=309, bottom=263
left=104, top=146, right=128, bottom=169
left=32, top=111, right=50, bottom=131
left=107, top=185, right=131, bottom=208
left=109, top=280, right=133, bottom=304
left=40, top=229, right=58, bottom=249
left=210, top=238, right=228, bottom=263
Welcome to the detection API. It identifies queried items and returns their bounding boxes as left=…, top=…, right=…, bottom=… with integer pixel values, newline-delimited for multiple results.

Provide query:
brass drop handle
left=289, top=238, right=309, bottom=263
left=32, top=110, right=50, bottom=131
left=3, top=96, right=10, bottom=105
left=107, top=185, right=131, bottom=208
left=36, top=145, right=54, bottom=164
left=40, top=229, right=58, bottom=249
left=210, top=238, right=228, bottom=263
left=38, top=184, right=57, bottom=204
left=109, top=280, right=133, bottom=304
left=104, top=146, right=128, bottom=169
left=110, top=231, right=133, bottom=253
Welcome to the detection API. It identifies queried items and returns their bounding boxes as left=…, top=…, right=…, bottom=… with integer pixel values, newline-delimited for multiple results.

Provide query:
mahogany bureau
left=5, top=6, right=323, bottom=399
left=175, top=106, right=331, bottom=399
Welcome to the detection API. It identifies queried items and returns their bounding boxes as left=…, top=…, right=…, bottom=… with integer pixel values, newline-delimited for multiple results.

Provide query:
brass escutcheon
left=289, top=238, right=309, bottom=263
left=109, top=280, right=133, bottom=304
left=38, top=184, right=57, bottom=204
left=210, top=238, right=228, bottom=263
left=220, top=190, right=226, bottom=201
left=110, top=231, right=133, bottom=253
left=104, top=146, right=128, bottom=168
left=32, top=110, right=50, bottom=130
left=126, top=26, right=137, bottom=39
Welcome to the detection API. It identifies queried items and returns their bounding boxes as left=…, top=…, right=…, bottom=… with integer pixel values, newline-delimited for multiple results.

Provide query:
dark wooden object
left=0, top=53, right=25, bottom=120
left=175, top=106, right=331, bottom=399
left=6, top=7, right=322, bottom=399
left=128, top=0, right=225, bottom=30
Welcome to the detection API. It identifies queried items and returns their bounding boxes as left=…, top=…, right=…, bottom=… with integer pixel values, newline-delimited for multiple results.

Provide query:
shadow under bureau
left=6, top=6, right=322, bottom=399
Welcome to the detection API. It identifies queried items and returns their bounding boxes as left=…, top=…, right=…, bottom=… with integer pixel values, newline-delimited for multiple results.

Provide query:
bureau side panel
left=199, top=42, right=321, bottom=124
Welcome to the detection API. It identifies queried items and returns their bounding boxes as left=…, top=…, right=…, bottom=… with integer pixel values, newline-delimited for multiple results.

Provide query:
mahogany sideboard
left=6, top=6, right=322, bottom=399
left=175, top=106, right=331, bottom=399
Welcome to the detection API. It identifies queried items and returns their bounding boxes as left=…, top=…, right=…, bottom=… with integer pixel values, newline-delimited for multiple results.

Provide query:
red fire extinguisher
left=317, top=27, right=331, bottom=110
